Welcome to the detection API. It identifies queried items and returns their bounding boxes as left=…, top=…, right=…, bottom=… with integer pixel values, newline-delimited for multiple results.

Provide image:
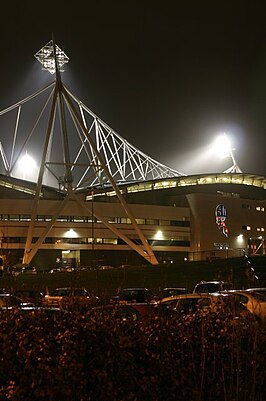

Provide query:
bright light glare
left=34, top=40, right=69, bottom=74
left=17, top=153, right=38, bottom=181
left=18, top=153, right=37, bottom=173
left=64, top=229, right=78, bottom=238
left=212, top=134, right=232, bottom=159
left=155, top=230, right=163, bottom=240
left=237, top=234, right=244, bottom=242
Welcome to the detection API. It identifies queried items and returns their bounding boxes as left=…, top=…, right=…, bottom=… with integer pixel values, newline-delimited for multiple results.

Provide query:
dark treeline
left=0, top=307, right=265, bottom=401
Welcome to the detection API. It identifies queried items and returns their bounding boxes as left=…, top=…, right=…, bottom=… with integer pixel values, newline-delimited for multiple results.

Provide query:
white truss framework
left=0, top=87, right=184, bottom=190
left=0, top=39, right=186, bottom=266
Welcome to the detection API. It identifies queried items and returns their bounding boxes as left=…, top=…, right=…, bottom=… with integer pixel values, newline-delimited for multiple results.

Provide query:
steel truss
left=0, top=39, right=184, bottom=266
left=0, top=84, right=183, bottom=191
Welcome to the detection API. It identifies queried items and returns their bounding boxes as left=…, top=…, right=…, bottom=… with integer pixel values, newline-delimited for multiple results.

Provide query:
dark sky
left=1, top=0, right=266, bottom=176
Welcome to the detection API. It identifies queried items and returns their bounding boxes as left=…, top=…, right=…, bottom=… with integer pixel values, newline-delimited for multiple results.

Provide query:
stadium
left=0, top=40, right=265, bottom=271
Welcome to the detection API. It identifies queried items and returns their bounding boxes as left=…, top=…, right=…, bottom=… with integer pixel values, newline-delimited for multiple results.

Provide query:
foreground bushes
left=0, top=308, right=265, bottom=401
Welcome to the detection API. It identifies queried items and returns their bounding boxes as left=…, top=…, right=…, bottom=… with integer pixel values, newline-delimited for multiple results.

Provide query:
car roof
left=195, top=280, right=227, bottom=285
left=163, top=287, right=188, bottom=290
left=121, top=288, right=150, bottom=291
left=221, top=289, right=264, bottom=298
left=54, top=287, right=86, bottom=290
left=159, top=293, right=225, bottom=303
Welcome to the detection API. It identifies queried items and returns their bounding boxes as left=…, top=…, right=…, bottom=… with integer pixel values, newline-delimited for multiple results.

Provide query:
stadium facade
left=0, top=172, right=265, bottom=270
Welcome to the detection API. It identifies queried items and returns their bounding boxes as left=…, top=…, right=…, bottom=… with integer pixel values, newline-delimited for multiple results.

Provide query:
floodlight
left=34, top=40, right=69, bottom=74
left=212, top=134, right=231, bottom=159
left=18, top=153, right=36, bottom=173
left=17, top=152, right=37, bottom=180
left=212, top=133, right=242, bottom=173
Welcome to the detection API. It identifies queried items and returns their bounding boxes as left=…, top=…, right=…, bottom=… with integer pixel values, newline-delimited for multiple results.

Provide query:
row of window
left=242, top=226, right=265, bottom=232
left=0, top=236, right=190, bottom=247
left=0, top=214, right=190, bottom=227
left=242, top=204, right=265, bottom=211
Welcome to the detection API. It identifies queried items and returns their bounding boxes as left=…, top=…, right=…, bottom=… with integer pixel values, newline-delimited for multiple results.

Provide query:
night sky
left=1, top=0, right=266, bottom=176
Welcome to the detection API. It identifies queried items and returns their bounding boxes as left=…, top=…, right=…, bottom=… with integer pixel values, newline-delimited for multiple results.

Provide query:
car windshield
left=194, top=283, right=221, bottom=293
left=0, top=295, right=22, bottom=307
left=120, top=289, right=153, bottom=303
left=51, top=289, right=72, bottom=296
left=247, top=292, right=266, bottom=301
left=162, top=288, right=189, bottom=297
left=51, top=288, right=88, bottom=297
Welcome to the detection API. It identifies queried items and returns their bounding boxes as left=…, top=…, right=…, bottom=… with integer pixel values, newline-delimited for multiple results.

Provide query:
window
left=20, top=215, right=31, bottom=221
left=107, top=217, right=116, bottom=223
left=159, top=220, right=170, bottom=226
left=242, top=225, right=251, bottom=231
left=120, top=217, right=131, bottom=224
left=57, top=216, right=69, bottom=222
left=73, top=216, right=85, bottom=222
left=9, top=215, right=20, bottom=221
left=145, top=219, right=159, bottom=225
left=170, top=220, right=190, bottom=227
left=103, top=238, right=117, bottom=244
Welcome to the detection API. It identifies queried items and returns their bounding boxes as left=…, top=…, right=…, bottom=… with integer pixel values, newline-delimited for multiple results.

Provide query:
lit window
left=242, top=225, right=251, bottom=231
left=121, top=218, right=131, bottom=224
left=136, top=218, right=145, bottom=224
left=103, top=238, right=117, bottom=244
left=107, top=217, right=116, bottom=223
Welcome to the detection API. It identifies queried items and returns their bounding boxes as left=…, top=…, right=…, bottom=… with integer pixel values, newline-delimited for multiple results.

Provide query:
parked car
left=42, top=287, right=100, bottom=310
left=155, top=293, right=249, bottom=318
left=21, top=266, right=37, bottom=274
left=89, top=304, right=141, bottom=321
left=111, top=288, right=157, bottom=303
left=98, top=265, right=114, bottom=270
left=110, top=287, right=158, bottom=316
left=157, top=287, right=190, bottom=299
left=221, top=290, right=266, bottom=321
left=0, top=293, right=33, bottom=308
left=246, top=288, right=266, bottom=299
left=13, top=289, right=44, bottom=306
left=193, top=280, right=233, bottom=294
left=11, top=264, right=37, bottom=276
left=49, top=267, right=63, bottom=273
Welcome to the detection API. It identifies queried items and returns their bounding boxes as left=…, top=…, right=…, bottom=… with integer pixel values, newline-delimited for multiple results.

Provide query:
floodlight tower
left=22, top=38, right=159, bottom=266
left=221, top=133, right=242, bottom=173
left=213, top=133, right=242, bottom=174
